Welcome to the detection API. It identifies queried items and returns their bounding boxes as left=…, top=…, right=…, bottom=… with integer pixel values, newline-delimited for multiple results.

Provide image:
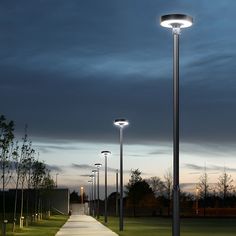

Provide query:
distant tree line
left=123, top=168, right=236, bottom=217
left=0, top=115, right=55, bottom=235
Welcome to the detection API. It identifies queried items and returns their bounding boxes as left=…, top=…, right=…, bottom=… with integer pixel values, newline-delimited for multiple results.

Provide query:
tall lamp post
left=114, top=118, right=129, bottom=231
left=88, top=180, right=93, bottom=215
left=160, top=14, right=193, bottom=236
left=95, top=163, right=102, bottom=219
left=89, top=174, right=95, bottom=216
left=92, top=169, right=97, bottom=217
left=80, top=186, right=84, bottom=204
left=56, top=173, right=59, bottom=188
left=101, top=151, right=111, bottom=223
left=116, top=169, right=119, bottom=217
left=195, top=187, right=199, bottom=215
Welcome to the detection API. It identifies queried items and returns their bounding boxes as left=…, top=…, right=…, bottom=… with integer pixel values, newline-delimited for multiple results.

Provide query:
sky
left=1, top=0, right=236, bottom=197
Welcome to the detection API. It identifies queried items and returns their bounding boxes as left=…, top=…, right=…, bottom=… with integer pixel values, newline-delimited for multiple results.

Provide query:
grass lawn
left=101, top=217, right=236, bottom=236
left=5, top=215, right=68, bottom=236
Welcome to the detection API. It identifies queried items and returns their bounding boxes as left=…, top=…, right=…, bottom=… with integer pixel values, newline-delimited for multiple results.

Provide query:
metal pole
left=88, top=183, right=91, bottom=215
left=105, top=155, right=108, bottom=223
left=94, top=175, right=96, bottom=217
left=97, top=169, right=100, bottom=219
left=56, top=173, right=58, bottom=188
left=81, top=187, right=84, bottom=204
left=172, top=29, right=180, bottom=236
left=92, top=178, right=94, bottom=216
left=119, top=127, right=124, bottom=231
left=105, top=156, right=108, bottom=222
left=196, top=188, right=199, bottom=215
left=88, top=185, right=90, bottom=215
left=116, top=169, right=119, bottom=217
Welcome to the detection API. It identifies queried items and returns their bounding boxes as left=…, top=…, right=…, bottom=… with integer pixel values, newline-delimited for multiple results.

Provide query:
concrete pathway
left=56, top=215, right=118, bottom=236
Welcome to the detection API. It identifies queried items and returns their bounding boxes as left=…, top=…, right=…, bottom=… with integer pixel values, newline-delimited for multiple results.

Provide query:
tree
left=125, top=169, right=154, bottom=216
left=12, top=143, right=20, bottom=232
left=41, top=170, right=55, bottom=190
left=70, top=191, right=80, bottom=203
left=128, top=169, right=142, bottom=185
left=40, top=169, right=55, bottom=217
left=197, top=171, right=210, bottom=216
left=163, top=169, right=172, bottom=216
left=146, top=176, right=165, bottom=197
left=0, top=115, right=15, bottom=236
left=18, top=132, right=34, bottom=227
left=146, top=176, right=165, bottom=215
left=31, top=159, right=46, bottom=220
left=217, top=170, right=234, bottom=207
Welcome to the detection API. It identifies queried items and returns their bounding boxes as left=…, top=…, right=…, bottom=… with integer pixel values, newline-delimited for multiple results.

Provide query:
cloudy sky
left=1, top=0, right=236, bottom=196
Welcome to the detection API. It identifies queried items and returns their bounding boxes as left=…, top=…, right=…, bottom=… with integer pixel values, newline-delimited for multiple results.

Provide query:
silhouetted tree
left=164, top=169, right=172, bottom=216
left=217, top=169, right=234, bottom=207
left=126, top=169, right=154, bottom=216
left=31, top=159, right=46, bottom=220
left=0, top=115, right=15, bottom=236
left=70, top=191, right=80, bottom=203
left=146, top=176, right=165, bottom=197
left=40, top=169, right=55, bottom=216
left=197, top=170, right=210, bottom=216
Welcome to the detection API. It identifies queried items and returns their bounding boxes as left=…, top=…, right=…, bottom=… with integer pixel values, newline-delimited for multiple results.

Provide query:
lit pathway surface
left=56, top=215, right=118, bottom=236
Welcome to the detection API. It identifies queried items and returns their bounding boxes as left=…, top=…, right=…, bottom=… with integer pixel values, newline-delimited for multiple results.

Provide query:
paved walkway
left=56, top=215, right=118, bottom=236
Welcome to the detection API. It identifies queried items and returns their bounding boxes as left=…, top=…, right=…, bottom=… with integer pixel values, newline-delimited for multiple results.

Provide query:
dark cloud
left=185, top=163, right=236, bottom=173
left=0, top=0, right=236, bottom=146
left=71, top=163, right=130, bottom=174
left=46, top=164, right=62, bottom=173
left=35, top=144, right=83, bottom=154
left=184, top=164, right=204, bottom=171
left=71, top=164, right=93, bottom=170
left=79, top=174, right=91, bottom=177
left=149, top=148, right=172, bottom=156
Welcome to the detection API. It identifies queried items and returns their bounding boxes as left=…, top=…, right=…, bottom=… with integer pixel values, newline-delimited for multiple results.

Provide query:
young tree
left=40, top=169, right=55, bottom=216
left=19, top=140, right=35, bottom=227
left=25, top=151, right=35, bottom=226
left=197, top=171, right=210, bottom=216
left=217, top=170, right=234, bottom=207
left=13, top=126, right=32, bottom=231
left=12, top=143, right=20, bottom=232
left=0, top=115, right=15, bottom=235
left=31, top=159, right=46, bottom=220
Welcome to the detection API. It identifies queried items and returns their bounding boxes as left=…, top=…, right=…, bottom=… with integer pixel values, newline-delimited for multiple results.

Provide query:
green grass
left=5, top=215, right=68, bottom=236
left=100, top=217, right=236, bottom=236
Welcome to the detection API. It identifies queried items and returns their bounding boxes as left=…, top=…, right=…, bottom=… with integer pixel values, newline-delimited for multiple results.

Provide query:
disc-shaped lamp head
left=101, top=151, right=111, bottom=157
left=160, top=14, right=193, bottom=28
left=95, top=163, right=102, bottom=168
left=114, top=118, right=129, bottom=128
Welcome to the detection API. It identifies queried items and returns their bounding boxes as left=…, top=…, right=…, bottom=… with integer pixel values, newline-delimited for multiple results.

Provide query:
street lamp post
left=114, top=118, right=129, bottom=231
left=92, top=170, right=97, bottom=217
left=80, top=186, right=84, bottom=204
left=160, top=14, right=193, bottom=236
left=95, top=163, right=102, bottom=219
left=116, top=169, right=119, bottom=217
left=56, top=173, right=59, bottom=188
left=196, top=187, right=199, bottom=215
left=89, top=174, right=95, bottom=216
left=101, top=151, right=111, bottom=223
left=88, top=180, right=93, bottom=215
